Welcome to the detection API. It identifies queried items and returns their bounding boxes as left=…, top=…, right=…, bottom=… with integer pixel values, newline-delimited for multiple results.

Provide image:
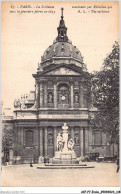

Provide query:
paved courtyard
left=1, top=162, right=119, bottom=187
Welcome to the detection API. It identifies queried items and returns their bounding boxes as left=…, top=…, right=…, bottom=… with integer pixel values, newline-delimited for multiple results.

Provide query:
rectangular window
left=26, top=130, right=34, bottom=147
left=94, top=130, right=102, bottom=145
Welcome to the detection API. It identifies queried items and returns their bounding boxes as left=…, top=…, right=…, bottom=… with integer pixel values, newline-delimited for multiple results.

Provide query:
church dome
left=38, top=8, right=86, bottom=71
left=41, top=41, right=83, bottom=63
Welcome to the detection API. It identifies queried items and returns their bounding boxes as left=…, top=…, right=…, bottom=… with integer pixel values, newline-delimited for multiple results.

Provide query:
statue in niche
left=74, top=93, right=79, bottom=103
left=57, top=133, right=64, bottom=151
left=68, top=139, right=74, bottom=151
left=48, top=92, right=53, bottom=103
left=74, top=135, right=79, bottom=144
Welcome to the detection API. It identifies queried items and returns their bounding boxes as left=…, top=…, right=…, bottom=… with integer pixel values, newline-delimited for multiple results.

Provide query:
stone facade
left=2, top=9, right=118, bottom=164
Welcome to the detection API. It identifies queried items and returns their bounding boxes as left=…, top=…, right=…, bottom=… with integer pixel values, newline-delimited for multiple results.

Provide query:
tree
left=90, top=42, right=119, bottom=146
left=2, top=124, right=14, bottom=162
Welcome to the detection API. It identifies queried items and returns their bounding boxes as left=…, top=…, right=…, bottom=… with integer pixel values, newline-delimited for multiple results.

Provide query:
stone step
left=52, top=159, right=79, bottom=164
left=45, top=164, right=87, bottom=166
left=37, top=166, right=95, bottom=169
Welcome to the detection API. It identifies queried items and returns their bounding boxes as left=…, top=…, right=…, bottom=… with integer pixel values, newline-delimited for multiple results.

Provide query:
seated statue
left=57, top=133, right=64, bottom=151
left=68, top=138, right=74, bottom=151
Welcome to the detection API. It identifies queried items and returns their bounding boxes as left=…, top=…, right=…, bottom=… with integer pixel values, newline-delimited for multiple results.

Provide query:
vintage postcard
left=1, top=0, right=120, bottom=190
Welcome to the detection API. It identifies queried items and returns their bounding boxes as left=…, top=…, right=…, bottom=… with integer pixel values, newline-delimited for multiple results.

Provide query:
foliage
left=2, top=124, right=14, bottom=152
left=90, top=42, right=119, bottom=144
left=82, top=71, right=93, bottom=107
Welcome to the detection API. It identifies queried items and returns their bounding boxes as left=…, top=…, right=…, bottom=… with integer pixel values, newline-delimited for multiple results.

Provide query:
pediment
left=45, top=66, right=81, bottom=75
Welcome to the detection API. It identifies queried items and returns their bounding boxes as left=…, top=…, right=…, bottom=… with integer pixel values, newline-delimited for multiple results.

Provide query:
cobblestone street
left=1, top=162, right=119, bottom=187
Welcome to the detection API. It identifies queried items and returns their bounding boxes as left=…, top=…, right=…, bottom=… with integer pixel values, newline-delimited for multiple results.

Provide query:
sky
left=1, top=1, right=119, bottom=109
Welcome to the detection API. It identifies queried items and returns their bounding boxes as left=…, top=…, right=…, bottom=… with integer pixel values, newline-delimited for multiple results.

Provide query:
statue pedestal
left=53, top=150, right=79, bottom=164
left=53, top=123, right=79, bottom=165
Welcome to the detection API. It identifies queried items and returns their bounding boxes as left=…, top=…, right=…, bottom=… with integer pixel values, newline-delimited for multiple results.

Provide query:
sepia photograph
left=1, top=1, right=120, bottom=189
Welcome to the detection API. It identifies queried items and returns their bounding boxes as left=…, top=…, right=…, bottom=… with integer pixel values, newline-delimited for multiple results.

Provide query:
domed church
left=3, top=8, right=117, bottom=164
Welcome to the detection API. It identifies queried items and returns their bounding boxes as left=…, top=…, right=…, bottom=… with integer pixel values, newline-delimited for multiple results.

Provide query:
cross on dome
left=56, top=8, right=68, bottom=42
left=61, top=7, right=64, bottom=19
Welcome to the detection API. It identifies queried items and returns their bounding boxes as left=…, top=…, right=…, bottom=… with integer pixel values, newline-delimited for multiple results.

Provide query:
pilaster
left=54, top=127, right=57, bottom=153
left=40, top=128, right=43, bottom=156
left=80, top=128, right=84, bottom=157
left=70, top=82, right=74, bottom=108
left=44, top=83, right=47, bottom=108
left=35, top=80, right=40, bottom=108
left=85, top=127, right=89, bottom=155
left=80, top=81, right=84, bottom=108
left=44, top=127, right=48, bottom=156
left=40, top=83, right=44, bottom=108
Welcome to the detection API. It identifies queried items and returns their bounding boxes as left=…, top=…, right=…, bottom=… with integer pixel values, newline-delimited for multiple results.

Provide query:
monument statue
left=68, top=138, right=74, bottom=151
left=56, top=123, right=75, bottom=152
left=53, top=123, right=78, bottom=164
left=57, top=133, right=64, bottom=151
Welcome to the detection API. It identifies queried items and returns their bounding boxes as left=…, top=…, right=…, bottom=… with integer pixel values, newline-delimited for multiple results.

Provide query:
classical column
left=92, top=130, right=95, bottom=145
left=40, top=128, right=43, bottom=156
left=18, top=128, right=21, bottom=145
left=89, top=127, right=93, bottom=145
left=80, top=81, right=84, bottom=108
left=70, top=82, right=74, bottom=108
left=44, top=127, right=48, bottom=156
left=21, top=127, right=23, bottom=146
left=23, top=129, right=25, bottom=147
left=80, top=128, right=84, bottom=157
left=54, top=82, right=57, bottom=108
left=35, top=80, right=40, bottom=108
left=14, top=123, right=18, bottom=146
left=40, top=83, right=43, bottom=108
left=54, top=127, right=57, bottom=153
left=33, top=129, right=36, bottom=147
left=71, top=127, right=74, bottom=140
left=85, top=127, right=89, bottom=155
left=44, top=83, right=47, bottom=108
left=35, top=127, right=39, bottom=149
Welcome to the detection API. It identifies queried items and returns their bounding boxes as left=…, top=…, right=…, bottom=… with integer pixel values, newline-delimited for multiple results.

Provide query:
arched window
left=26, top=130, right=34, bottom=147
